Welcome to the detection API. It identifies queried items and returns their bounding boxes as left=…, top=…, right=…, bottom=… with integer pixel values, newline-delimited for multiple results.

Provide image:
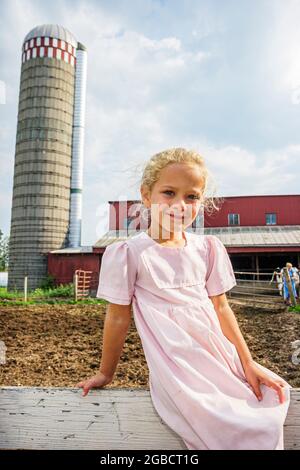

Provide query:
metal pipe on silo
left=68, top=42, right=87, bottom=248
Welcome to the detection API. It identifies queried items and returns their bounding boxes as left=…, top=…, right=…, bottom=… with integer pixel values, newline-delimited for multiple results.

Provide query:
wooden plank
left=0, top=387, right=299, bottom=450
left=0, top=387, right=187, bottom=450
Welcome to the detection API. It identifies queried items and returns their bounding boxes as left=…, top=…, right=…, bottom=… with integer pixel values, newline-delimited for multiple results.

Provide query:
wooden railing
left=229, top=270, right=299, bottom=308
left=0, top=387, right=299, bottom=450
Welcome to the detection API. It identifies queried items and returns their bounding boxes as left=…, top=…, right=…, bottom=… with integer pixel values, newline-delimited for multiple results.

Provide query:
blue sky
left=1, top=0, right=300, bottom=245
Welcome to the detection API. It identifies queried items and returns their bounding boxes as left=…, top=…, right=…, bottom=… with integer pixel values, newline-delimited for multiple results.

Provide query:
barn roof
left=204, top=225, right=300, bottom=247
left=49, top=246, right=93, bottom=254
left=93, top=230, right=142, bottom=248
left=93, top=225, right=300, bottom=248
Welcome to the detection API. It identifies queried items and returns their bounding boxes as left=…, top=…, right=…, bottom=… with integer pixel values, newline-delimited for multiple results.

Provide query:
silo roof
left=24, top=24, right=78, bottom=48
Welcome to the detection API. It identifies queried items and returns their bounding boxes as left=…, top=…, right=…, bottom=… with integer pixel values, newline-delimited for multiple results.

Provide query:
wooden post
left=24, top=276, right=27, bottom=302
left=282, top=267, right=297, bottom=307
left=255, top=255, right=260, bottom=282
left=74, top=273, right=78, bottom=301
left=251, top=255, right=255, bottom=281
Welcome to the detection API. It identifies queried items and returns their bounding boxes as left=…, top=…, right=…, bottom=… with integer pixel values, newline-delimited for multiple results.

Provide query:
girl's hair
left=141, top=147, right=222, bottom=215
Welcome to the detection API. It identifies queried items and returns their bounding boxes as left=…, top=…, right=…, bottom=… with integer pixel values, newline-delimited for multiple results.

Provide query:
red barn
left=48, top=194, right=300, bottom=290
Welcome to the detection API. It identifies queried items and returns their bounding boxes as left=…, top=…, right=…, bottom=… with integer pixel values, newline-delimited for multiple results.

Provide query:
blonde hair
left=141, top=147, right=222, bottom=215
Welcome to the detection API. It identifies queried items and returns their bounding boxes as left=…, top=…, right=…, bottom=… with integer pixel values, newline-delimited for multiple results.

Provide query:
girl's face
left=141, top=162, right=205, bottom=236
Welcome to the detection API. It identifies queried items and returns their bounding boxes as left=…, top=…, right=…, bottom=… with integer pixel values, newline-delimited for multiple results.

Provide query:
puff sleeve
left=96, top=240, right=137, bottom=305
left=205, top=235, right=237, bottom=297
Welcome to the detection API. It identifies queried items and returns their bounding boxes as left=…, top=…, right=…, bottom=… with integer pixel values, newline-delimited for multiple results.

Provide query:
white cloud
left=1, top=0, right=300, bottom=245
left=201, top=143, right=300, bottom=196
left=263, top=0, right=300, bottom=103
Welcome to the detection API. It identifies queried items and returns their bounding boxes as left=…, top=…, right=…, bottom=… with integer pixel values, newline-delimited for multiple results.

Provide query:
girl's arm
left=99, top=303, right=132, bottom=378
left=209, top=293, right=286, bottom=403
left=77, top=303, right=132, bottom=396
left=209, top=293, right=253, bottom=367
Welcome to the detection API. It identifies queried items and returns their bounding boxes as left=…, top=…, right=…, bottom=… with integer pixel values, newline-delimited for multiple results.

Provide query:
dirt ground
left=0, top=301, right=299, bottom=388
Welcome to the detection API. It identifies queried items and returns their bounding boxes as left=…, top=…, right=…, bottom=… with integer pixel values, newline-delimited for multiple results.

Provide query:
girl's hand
left=76, top=372, right=113, bottom=397
left=242, top=360, right=287, bottom=404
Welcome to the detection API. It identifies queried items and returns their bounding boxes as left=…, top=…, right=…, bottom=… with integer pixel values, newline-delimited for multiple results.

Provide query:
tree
left=0, top=230, right=9, bottom=271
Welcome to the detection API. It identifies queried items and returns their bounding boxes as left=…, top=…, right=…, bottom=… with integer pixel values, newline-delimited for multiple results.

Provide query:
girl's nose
left=171, top=200, right=187, bottom=214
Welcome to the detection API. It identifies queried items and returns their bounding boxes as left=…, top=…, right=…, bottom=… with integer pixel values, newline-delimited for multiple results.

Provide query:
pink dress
left=96, top=230, right=292, bottom=450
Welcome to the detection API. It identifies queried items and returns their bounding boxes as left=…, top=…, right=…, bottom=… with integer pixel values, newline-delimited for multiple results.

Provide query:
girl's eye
left=163, top=191, right=200, bottom=200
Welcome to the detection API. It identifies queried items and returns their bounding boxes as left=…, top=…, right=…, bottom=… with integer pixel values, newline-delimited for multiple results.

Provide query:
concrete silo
left=8, top=24, right=87, bottom=290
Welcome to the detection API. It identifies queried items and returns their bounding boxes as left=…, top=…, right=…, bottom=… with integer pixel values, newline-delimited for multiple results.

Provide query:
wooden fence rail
left=229, top=270, right=300, bottom=309
left=0, top=387, right=299, bottom=450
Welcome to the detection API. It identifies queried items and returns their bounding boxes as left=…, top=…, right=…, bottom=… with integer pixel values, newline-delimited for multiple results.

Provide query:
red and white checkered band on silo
left=22, top=36, right=76, bottom=66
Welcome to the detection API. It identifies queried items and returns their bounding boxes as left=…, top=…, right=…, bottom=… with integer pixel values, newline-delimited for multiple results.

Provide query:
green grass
left=0, top=286, right=106, bottom=306
left=289, top=304, right=300, bottom=313
left=0, top=284, right=74, bottom=300
left=0, top=287, right=24, bottom=300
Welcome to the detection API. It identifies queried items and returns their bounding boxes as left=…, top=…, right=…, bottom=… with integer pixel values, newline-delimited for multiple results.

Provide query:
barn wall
left=204, top=195, right=300, bottom=227
left=109, top=200, right=141, bottom=231
left=47, top=253, right=100, bottom=288
left=108, top=195, right=300, bottom=230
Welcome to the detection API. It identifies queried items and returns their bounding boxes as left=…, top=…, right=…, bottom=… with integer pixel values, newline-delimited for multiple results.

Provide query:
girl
left=77, top=148, right=291, bottom=450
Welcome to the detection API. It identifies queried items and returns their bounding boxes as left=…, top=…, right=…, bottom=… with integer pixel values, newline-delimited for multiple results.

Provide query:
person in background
left=280, top=262, right=298, bottom=306
left=269, top=267, right=283, bottom=297
left=293, top=265, right=300, bottom=298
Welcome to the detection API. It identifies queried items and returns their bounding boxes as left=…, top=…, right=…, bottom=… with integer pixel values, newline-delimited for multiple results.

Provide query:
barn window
left=228, top=213, right=240, bottom=225
left=266, top=213, right=277, bottom=225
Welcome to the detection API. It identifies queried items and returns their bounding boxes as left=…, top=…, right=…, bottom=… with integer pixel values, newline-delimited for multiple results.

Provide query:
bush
left=39, top=274, right=56, bottom=290
left=30, top=283, right=74, bottom=299
left=47, top=283, right=74, bottom=298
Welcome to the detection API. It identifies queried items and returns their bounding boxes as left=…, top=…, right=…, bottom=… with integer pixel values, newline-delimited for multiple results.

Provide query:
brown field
left=0, top=301, right=299, bottom=388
